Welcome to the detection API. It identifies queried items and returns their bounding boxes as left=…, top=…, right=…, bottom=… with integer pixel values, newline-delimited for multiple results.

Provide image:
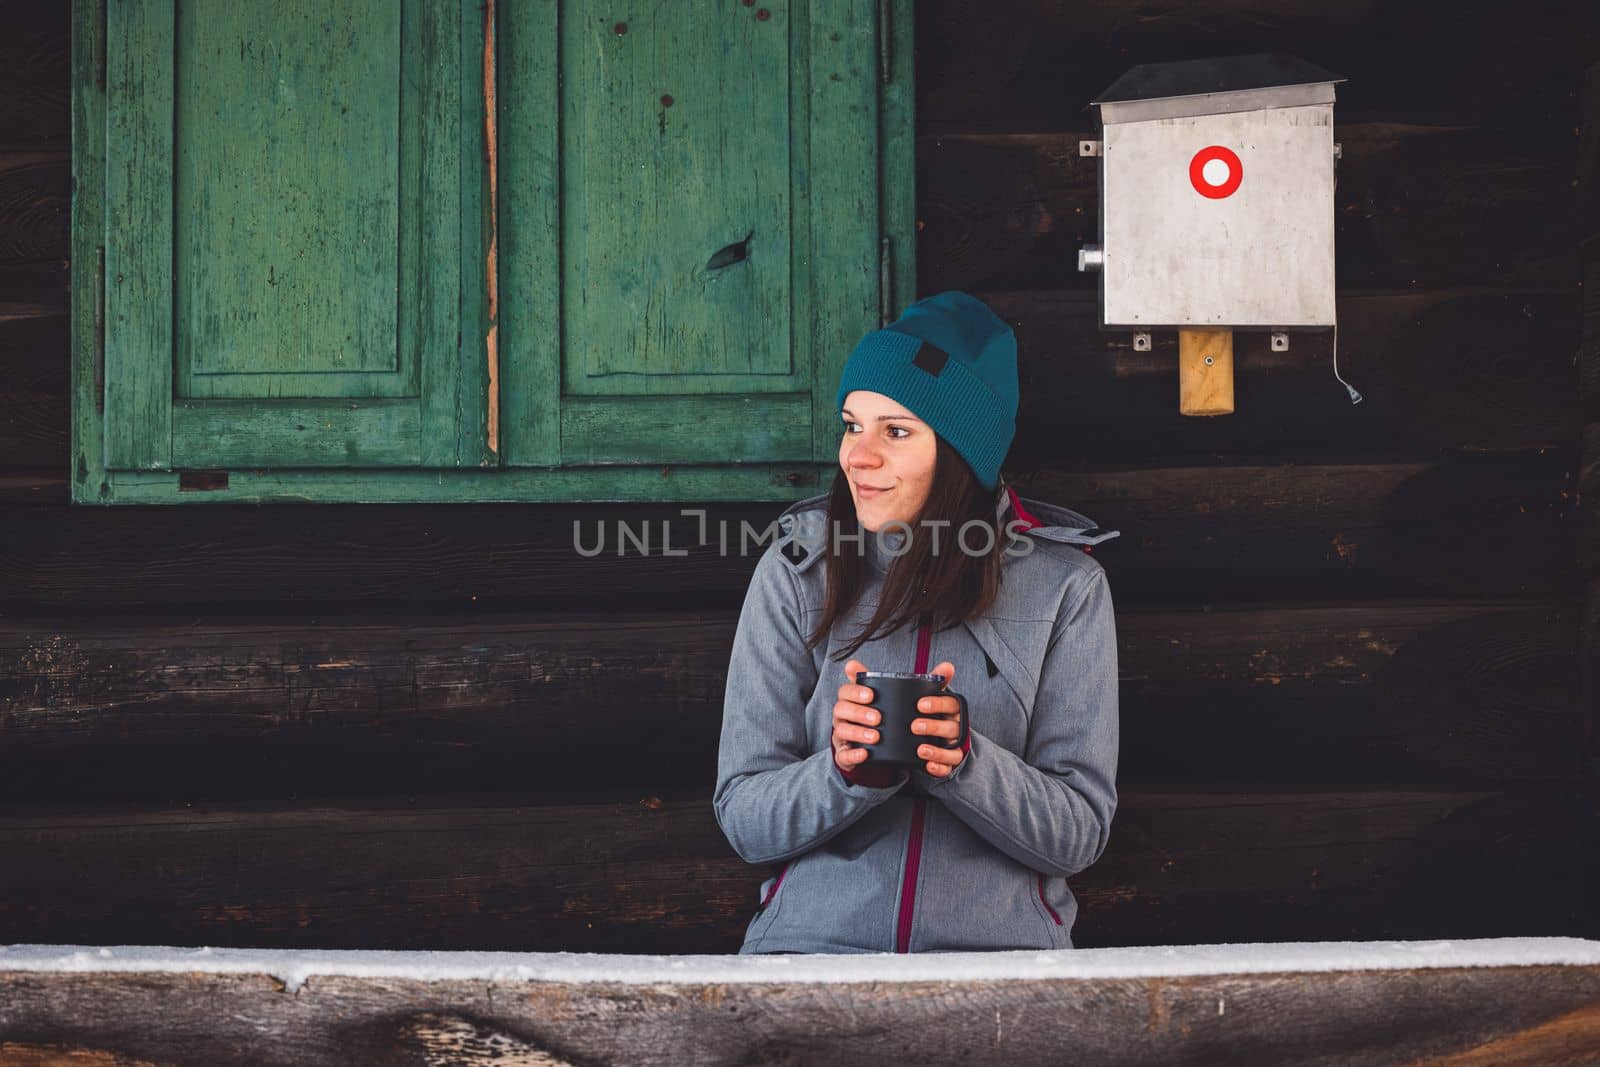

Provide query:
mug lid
left=857, top=670, right=947, bottom=682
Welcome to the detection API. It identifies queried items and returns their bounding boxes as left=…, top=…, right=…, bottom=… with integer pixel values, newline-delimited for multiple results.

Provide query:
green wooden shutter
left=77, top=0, right=913, bottom=502
left=102, top=0, right=487, bottom=470
left=499, top=0, right=908, bottom=470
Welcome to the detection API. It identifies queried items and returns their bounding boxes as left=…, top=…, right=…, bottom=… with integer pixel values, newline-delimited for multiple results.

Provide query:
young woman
left=714, top=291, right=1121, bottom=954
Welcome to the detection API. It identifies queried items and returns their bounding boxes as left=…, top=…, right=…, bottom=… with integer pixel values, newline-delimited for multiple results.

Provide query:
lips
left=856, top=483, right=890, bottom=495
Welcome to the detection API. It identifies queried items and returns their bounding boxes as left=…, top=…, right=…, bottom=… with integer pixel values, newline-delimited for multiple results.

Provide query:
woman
left=713, top=291, right=1121, bottom=954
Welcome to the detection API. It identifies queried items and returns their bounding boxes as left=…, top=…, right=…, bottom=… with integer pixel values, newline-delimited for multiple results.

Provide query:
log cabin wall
left=1, top=2, right=1596, bottom=952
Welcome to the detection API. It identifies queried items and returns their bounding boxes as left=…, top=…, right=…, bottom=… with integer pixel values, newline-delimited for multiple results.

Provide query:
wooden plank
left=15, top=287, right=1579, bottom=473
left=556, top=5, right=794, bottom=389
left=498, top=0, right=560, bottom=467
left=169, top=399, right=423, bottom=468
left=103, top=0, right=172, bottom=470
left=0, top=149, right=67, bottom=264
left=452, top=0, right=494, bottom=468
left=881, top=0, right=917, bottom=321
left=0, top=789, right=1588, bottom=954
left=1577, top=61, right=1600, bottom=849
left=914, top=0, right=1600, bottom=132
left=0, top=599, right=1580, bottom=803
left=1, top=952, right=1599, bottom=1066
left=997, top=288, right=1581, bottom=457
left=0, top=1, right=68, bottom=146
left=560, top=394, right=813, bottom=464
left=809, top=0, right=880, bottom=461
left=171, top=1, right=403, bottom=386
left=0, top=451, right=1576, bottom=606
left=68, top=0, right=105, bottom=505
left=415, top=0, right=468, bottom=467
left=917, top=124, right=1580, bottom=293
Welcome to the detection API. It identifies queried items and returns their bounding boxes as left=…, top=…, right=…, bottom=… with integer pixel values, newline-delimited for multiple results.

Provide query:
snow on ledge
left=3, top=938, right=1599, bottom=995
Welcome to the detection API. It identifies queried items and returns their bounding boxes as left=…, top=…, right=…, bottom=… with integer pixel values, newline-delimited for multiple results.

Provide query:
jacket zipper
left=895, top=615, right=933, bottom=953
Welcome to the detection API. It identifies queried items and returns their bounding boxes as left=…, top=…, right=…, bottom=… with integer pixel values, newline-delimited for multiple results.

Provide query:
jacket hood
left=773, top=482, right=1119, bottom=575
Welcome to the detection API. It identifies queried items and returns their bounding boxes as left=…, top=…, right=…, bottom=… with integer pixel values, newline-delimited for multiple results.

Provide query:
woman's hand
left=915, top=661, right=967, bottom=778
left=833, top=659, right=967, bottom=778
left=832, top=659, right=883, bottom=774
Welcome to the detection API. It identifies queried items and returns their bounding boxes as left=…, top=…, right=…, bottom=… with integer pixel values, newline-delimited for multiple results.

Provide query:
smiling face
left=839, top=389, right=938, bottom=532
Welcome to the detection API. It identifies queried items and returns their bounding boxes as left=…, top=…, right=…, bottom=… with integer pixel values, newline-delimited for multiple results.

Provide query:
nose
left=845, top=434, right=882, bottom=471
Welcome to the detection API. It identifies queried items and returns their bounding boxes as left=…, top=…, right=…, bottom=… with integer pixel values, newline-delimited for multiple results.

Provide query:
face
left=839, top=389, right=937, bottom=532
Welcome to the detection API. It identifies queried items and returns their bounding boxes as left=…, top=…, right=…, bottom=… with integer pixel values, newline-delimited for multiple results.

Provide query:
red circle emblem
left=1189, top=145, right=1243, bottom=199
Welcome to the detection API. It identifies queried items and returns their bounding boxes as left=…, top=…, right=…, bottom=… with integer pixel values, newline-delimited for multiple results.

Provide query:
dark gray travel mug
left=851, top=670, right=970, bottom=768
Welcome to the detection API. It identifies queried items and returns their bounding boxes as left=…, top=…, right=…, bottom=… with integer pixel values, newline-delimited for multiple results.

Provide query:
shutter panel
left=102, top=0, right=484, bottom=470
left=500, top=0, right=896, bottom=469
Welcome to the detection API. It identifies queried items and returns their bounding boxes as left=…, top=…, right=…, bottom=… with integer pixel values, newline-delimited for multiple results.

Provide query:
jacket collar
left=772, top=480, right=1119, bottom=575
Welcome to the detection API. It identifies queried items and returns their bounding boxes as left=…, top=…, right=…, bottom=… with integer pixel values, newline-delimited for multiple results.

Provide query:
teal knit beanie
left=835, top=290, right=1019, bottom=492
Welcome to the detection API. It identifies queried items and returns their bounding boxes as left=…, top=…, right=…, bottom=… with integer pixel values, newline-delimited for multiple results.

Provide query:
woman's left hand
left=914, top=661, right=966, bottom=777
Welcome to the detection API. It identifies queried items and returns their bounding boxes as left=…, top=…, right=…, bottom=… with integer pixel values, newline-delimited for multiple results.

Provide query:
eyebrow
left=841, top=409, right=919, bottom=423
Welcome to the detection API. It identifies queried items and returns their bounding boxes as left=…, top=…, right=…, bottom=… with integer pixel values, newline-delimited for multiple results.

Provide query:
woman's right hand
left=833, top=659, right=882, bottom=773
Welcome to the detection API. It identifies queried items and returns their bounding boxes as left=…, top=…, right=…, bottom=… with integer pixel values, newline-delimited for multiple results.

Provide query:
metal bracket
left=1079, top=140, right=1102, bottom=157
left=1270, top=332, right=1289, bottom=352
left=1132, top=332, right=1152, bottom=352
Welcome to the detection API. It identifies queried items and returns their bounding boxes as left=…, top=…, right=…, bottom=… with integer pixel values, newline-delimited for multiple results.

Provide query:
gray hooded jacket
left=713, top=485, right=1121, bottom=953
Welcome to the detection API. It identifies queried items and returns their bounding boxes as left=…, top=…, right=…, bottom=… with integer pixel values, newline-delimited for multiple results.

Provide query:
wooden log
left=916, top=124, right=1581, bottom=292
left=1, top=285, right=1580, bottom=473
left=1000, top=288, right=1581, bottom=457
left=1, top=945, right=1599, bottom=1066
left=915, top=0, right=1598, bottom=132
left=0, top=2, right=67, bottom=147
left=0, top=150, right=67, bottom=265
left=1577, top=61, right=1600, bottom=860
left=0, top=789, right=1588, bottom=953
left=0, top=449, right=1577, bottom=612
left=0, top=599, right=1580, bottom=804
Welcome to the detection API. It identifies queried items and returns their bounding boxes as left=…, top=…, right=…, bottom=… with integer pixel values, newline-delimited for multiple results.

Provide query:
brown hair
left=804, top=436, right=1009, bottom=661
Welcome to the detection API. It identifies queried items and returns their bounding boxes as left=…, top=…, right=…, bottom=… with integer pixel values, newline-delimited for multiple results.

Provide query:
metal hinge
left=878, top=0, right=892, bottom=84
left=879, top=236, right=893, bottom=326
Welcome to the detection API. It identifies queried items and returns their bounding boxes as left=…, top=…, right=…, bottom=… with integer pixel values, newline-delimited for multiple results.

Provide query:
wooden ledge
left=2, top=939, right=1598, bottom=1065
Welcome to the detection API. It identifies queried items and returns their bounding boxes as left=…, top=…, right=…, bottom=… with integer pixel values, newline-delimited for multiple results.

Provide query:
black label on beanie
left=911, top=340, right=949, bottom=377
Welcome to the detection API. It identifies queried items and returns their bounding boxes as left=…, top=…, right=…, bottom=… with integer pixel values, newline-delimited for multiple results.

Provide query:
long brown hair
left=804, top=435, right=1009, bottom=661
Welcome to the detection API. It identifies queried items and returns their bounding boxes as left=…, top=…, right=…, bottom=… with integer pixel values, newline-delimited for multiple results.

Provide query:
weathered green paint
left=560, top=394, right=811, bottom=465
left=453, top=0, right=496, bottom=468
left=500, top=0, right=893, bottom=476
left=881, top=0, right=918, bottom=354
left=91, top=465, right=837, bottom=505
left=71, top=0, right=107, bottom=499
left=560, top=3, right=794, bottom=387
left=499, top=0, right=561, bottom=468
left=171, top=399, right=423, bottom=468
left=95, top=0, right=477, bottom=473
left=105, top=0, right=174, bottom=469
left=75, top=0, right=914, bottom=502
left=175, top=1, right=402, bottom=385
left=808, top=0, right=885, bottom=463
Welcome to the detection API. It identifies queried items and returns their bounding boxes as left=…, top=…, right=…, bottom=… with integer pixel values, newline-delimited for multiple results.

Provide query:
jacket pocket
left=757, top=860, right=792, bottom=914
left=1029, top=870, right=1065, bottom=947
left=743, top=859, right=794, bottom=951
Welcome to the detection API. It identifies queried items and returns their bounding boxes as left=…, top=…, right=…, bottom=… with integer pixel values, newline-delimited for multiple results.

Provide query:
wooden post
left=1178, top=328, right=1235, bottom=415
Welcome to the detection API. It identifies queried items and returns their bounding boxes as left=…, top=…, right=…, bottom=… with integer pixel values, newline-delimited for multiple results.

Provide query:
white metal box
left=1090, top=55, right=1344, bottom=330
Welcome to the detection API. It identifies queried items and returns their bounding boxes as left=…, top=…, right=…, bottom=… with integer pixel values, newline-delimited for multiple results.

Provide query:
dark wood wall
left=1, top=1, right=1595, bottom=953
